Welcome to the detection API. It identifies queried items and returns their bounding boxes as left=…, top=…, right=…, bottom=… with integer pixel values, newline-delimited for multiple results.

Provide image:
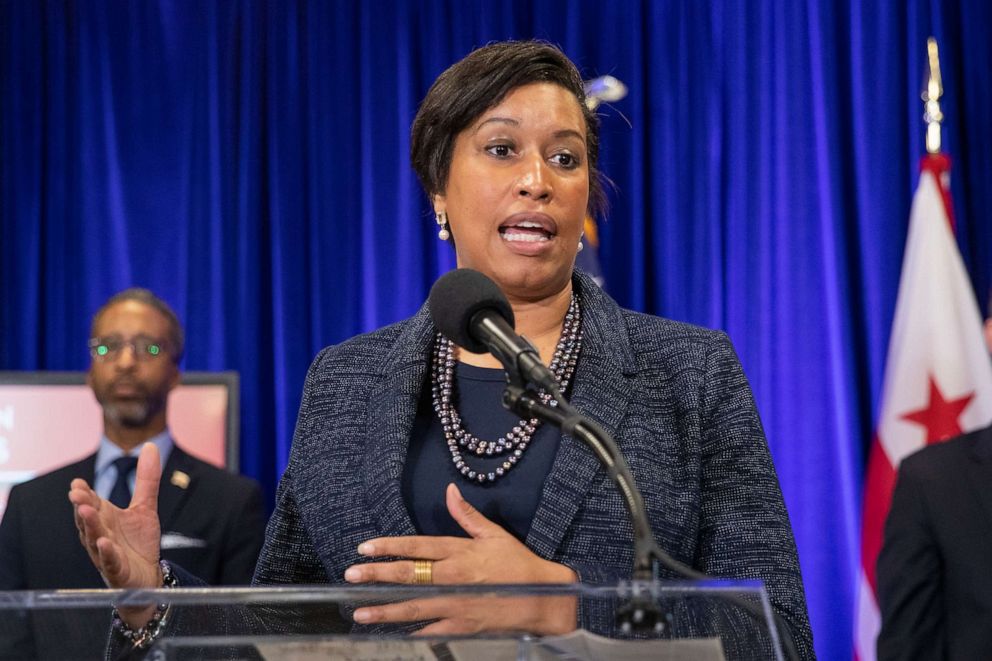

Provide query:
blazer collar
left=967, top=425, right=992, bottom=463
left=360, top=307, right=435, bottom=538
left=79, top=454, right=99, bottom=484
left=526, top=272, right=635, bottom=558
left=158, top=444, right=195, bottom=530
left=965, top=426, right=992, bottom=530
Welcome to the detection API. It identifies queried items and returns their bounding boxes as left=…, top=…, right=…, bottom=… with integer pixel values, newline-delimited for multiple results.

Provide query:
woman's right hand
left=68, top=442, right=164, bottom=625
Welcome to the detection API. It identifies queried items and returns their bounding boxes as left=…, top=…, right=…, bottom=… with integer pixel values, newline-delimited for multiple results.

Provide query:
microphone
left=428, top=269, right=560, bottom=393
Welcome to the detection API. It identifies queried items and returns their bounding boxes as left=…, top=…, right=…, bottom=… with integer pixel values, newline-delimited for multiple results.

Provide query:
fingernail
left=344, top=567, right=362, bottom=582
left=357, top=542, right=375, bottom=555
left=353, top=608, right=371, bottom=623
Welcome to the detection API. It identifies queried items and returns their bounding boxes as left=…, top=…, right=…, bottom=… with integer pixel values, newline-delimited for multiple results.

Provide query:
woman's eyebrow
left=553, top=129, right=585, bottom=143
left=473, top=118, right=585, bottom=144
left=473, top=117, right=519, bottom=134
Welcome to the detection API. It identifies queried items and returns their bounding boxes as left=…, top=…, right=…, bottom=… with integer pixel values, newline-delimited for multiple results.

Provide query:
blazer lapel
left=966, top=428, right=992, bottom=533
left=81, top=454, right=98, bottom=483
left=157, top=444, right=193, bottom=531
left=526, top=274, right=636, bottom=559
left=360, top=308, right=435, bottom=539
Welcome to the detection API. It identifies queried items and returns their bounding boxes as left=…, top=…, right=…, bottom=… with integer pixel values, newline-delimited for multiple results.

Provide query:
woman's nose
left=516, top=155, right=552, bottom=201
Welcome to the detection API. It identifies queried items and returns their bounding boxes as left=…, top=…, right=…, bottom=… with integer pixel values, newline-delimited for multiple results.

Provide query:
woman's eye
left=486, top=144, right=513, bottom=158
left=551, top=152, right=579, bottom=168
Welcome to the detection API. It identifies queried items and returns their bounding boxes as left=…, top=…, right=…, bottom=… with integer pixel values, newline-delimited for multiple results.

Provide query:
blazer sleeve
left=252, top=346, right=339, bottom=591
left=252, top=468, right=329, bottom=588
left=695, top=332, right=815, bottom=660
left=875, top=458, right=945, bottom=661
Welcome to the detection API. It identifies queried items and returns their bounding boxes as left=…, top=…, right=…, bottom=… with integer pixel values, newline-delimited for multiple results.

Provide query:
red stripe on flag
left=859, top=436, right=897, bottom=595
left=919, top=153, right=955, bottom=230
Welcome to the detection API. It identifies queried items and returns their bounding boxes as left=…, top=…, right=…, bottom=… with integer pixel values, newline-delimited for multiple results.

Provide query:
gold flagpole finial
left=923, top=37, right=944, bottom=154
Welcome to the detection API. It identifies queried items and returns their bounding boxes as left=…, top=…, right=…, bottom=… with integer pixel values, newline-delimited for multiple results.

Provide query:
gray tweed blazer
left=251, top=271, right=814, bottom=657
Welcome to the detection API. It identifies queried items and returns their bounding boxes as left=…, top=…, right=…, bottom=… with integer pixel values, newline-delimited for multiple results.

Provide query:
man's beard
left=98, top=387, right=168, bottom=428
left=103, top=400, right=159, bottom=427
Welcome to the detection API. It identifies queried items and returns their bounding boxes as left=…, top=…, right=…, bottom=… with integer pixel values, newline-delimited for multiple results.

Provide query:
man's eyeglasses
left=88, top=336, right=169, bottom=362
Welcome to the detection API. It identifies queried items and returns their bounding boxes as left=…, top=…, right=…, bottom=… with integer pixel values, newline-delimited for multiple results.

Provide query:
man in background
left=876, top=309, right=992, bottom=660
left=0, top=288, right=266, bottom=659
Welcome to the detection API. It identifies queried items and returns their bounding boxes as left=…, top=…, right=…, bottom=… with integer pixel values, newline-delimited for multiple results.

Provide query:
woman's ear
left=432, top=194, right=446, bottom=215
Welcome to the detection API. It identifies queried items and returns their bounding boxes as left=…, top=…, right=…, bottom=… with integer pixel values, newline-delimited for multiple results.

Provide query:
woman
left=71, top=40, right=814, bottom=657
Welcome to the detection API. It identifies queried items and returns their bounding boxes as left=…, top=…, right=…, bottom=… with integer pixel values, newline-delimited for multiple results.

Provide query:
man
left=876, top=305, right=992, bottom=661
left=0, top=288, right=265, bottom=659
left=875, top=424, right=992, bottom=660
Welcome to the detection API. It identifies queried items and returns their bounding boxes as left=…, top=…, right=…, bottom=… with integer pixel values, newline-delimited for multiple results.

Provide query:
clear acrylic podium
left=0, top=580, right=786, bottom=660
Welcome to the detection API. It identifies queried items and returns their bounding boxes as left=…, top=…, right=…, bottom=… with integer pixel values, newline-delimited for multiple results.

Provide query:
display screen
left=0, top=372, right=239, bottom=518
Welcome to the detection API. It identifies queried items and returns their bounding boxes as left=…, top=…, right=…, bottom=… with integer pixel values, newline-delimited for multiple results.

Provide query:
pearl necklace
left=430, top=294, right=582, bottom=484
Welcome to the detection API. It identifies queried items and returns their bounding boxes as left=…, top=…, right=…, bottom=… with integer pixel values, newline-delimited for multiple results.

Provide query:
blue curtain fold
left=3, top=2, right=991, bottom=659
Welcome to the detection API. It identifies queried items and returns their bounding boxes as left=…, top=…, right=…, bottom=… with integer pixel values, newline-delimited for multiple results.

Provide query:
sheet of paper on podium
left=253, top=631, right=727, bottom=661
left=254, top=638, right=436, bottom=660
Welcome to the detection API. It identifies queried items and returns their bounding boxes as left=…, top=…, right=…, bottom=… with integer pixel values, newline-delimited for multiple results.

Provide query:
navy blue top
left=401, top=362, right=562, bottom=542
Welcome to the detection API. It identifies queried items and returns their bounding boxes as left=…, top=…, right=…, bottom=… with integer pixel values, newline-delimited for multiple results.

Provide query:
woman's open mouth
left=499, top=214, right=557, bottom=246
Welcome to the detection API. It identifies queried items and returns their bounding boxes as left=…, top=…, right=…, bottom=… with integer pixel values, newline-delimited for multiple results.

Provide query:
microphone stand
left=501, top=379, right=801, bottom=660
left=502, top=381, right=674, bottom=635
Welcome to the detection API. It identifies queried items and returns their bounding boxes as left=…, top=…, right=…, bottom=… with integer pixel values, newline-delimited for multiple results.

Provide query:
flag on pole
left=576, top=216, right=605, bottom=286
left=853, top=153, right=992, bottom=660
left=580, top=74, right=626, bottom=289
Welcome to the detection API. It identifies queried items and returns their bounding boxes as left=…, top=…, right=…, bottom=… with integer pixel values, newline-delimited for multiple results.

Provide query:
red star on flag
left=900, top=376, right=975, bottom=444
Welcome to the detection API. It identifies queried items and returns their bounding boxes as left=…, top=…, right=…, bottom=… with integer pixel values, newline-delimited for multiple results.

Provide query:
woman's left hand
left=344, top=483, right=578, bottom=636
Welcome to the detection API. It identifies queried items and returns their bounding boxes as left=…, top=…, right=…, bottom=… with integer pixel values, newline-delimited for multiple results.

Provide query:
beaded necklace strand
left=430, top=293, right=582, bottom=484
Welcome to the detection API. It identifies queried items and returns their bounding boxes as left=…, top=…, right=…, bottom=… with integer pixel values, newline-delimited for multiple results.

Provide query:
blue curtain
left=3, top=2, right=991, bottom=659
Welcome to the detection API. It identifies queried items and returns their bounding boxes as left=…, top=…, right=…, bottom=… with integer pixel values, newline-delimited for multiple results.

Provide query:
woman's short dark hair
left=410, top=40, right=606, bottom=218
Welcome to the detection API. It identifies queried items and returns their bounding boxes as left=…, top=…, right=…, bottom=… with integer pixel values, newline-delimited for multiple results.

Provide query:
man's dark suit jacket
left=0, top=444, right=266, bottom=660
left=877, top=425, right=992, bottom=660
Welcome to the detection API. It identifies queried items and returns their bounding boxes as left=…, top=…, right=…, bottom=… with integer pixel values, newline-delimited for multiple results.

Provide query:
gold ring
left=412, top=559, right=433, bottom=585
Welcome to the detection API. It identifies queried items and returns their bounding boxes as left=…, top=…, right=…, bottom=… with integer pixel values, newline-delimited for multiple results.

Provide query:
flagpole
left=919, top=38, right=955, bottom=230
left=923, top=37, right=943, bottom=155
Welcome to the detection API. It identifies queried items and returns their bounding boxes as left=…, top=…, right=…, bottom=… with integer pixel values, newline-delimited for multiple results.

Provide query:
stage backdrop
left=2, top=2, right=991, bottom=659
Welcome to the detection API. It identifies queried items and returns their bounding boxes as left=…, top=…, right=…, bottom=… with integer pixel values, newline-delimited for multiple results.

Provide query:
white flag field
left=854, top=154, right=992, bottom=660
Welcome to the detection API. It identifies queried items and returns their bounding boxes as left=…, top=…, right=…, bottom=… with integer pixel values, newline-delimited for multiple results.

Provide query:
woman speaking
left=71, top=40, right=814, bottom=658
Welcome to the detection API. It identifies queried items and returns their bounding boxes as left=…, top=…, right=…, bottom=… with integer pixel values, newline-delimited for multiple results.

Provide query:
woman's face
left=434, top=82, right=590, bottom=302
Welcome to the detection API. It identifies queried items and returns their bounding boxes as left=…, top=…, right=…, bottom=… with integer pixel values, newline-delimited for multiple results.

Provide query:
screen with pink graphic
left=0, top=372, right=239, bottom=518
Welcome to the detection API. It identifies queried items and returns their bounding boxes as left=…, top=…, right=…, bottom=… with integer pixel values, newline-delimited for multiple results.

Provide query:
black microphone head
left=428, top=269, right=515, bottom=353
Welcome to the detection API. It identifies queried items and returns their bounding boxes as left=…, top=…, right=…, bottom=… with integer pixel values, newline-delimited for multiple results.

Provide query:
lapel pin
left=170, top=470, right=190, bottom=489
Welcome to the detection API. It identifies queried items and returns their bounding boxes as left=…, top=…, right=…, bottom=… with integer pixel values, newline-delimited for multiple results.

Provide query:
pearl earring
left=436, top=211, right=450, bottom=241
left=577, top=235, right=585, bottom=252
